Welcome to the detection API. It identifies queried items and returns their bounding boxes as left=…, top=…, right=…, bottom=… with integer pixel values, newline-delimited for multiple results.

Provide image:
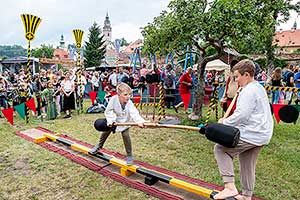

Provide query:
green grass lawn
left=0, top=103, right=299, bottom=200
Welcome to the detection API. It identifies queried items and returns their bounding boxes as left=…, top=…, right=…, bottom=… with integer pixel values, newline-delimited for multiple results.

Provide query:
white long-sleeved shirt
left=223, top=81, right=273, bottom=146
left=105, top=95, right=145, bottom=132
left=108, top=73, right=118, bottom=87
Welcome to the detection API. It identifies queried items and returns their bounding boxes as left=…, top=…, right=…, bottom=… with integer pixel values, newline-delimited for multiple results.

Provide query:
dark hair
left=230, top=60, right=239, bottom=69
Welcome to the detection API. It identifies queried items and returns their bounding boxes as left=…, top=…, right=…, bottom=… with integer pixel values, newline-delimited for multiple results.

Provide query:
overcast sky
left=1, top=0, right=169, bottom=48
left=1, top=0, right=298, bottom=48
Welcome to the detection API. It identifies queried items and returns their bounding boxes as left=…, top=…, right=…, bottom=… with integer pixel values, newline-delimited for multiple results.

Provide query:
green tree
left=31, top=44, right=54, bottom=58
left=231, top=0, right=300, bottom=70
left=84, top=22, right=106, bottom=68
left=0, top=45, right=26, bottom=58
left=143, top=0, right=266, bottom=119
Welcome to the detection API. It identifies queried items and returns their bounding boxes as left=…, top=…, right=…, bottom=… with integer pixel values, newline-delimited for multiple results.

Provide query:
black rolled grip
left=94, top=118, right=112, bottom=132
left=111, top=123, right=117, bottom=133
left=199, top=123, right=240, bottom=148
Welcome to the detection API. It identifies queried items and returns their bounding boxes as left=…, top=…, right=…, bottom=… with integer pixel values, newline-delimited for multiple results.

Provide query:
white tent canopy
left=193, top=59, right=230, bottom=71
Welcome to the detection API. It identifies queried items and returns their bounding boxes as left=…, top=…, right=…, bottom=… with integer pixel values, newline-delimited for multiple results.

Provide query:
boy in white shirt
left=90, top=83, right=145, bottom=165
left=214, top=59, right=273, bottom=200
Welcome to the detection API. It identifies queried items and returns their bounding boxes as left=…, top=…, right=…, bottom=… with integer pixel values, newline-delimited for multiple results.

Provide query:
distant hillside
left=0, top=45, right=27, bottom=59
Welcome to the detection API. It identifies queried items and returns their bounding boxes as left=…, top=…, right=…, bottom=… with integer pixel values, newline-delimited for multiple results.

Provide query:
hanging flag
left=181, top=93, right=191, bottom=110
left=89, top=91, right=97, bottom=104
left=293, top=104, right=300, bottom=112
left=133, top=96, right=141, bottom=103
left=1, top=107, right=14, bottom=125
left=110, top=91, right=117, bottom=97
left=14, top=103, right=26, bottom=120
left=25, top=98, right=36, bottom=114
left=98, top=91, right=106, bottom=103
left=272, top=104, right=285, bottom=123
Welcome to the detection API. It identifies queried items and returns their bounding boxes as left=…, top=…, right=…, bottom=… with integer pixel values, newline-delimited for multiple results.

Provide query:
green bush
left=254, top=57, right=287, bottom=69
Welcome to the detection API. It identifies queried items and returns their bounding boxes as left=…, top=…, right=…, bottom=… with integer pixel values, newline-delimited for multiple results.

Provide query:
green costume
left=41, top=88, right=57, bottom=120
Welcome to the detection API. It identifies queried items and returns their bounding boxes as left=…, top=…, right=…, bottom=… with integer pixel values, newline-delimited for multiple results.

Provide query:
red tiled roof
left=122, top=39, right=143, bottom=53
left=250, top=53, right=300, bottom=61
left=274, top=29, right=300, bottom=47
left=53, top=49, right=69, bottom=59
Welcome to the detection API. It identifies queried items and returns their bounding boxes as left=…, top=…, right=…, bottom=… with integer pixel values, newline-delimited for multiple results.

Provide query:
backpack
left=283, top=71, right=292, bottom=83
left=86, top=104, right=105, bottom=114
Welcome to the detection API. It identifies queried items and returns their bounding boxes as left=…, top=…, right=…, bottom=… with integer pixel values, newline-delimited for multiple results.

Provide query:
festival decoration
left=133, top=96, right=141, bottom=104
left=88, top=91, right=97, bottom=104
left=293, top=104, right=300, bottom=112
left=14, top=103, right=26, bottom=120
left=21, top=14, right=41, bottom=123
left=25, top=98, right=37, bottom=114
left=97, top=91, right=106, bottom=103
left=1, top=108, right=14, bottom=125
left=72, top=29, right=84, bottom=113
left=1, top=98, right=38, bottom=125
left=110, top=91, right=117, bottom=96
left=272, top=104, right=285, bottom=123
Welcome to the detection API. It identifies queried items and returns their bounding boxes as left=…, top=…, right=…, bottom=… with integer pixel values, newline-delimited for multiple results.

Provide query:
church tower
left=293, top=20, right=297, bottom=30
left=103, top=12, right=112, bottom=44
left=59, top=34, right=65, bottom=49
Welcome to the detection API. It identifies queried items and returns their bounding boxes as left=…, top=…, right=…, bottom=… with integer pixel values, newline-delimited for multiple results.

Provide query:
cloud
left=112, top=22, right=143, bottom=43
left=0, top=0, right=169, bottom=48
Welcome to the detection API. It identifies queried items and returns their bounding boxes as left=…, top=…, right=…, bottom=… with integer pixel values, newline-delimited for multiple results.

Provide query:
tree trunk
left=191, top=71, right=205, bottom=119
left=190, top=60, right=207, bottom=120
left=189, top=39, right=223, bottom=120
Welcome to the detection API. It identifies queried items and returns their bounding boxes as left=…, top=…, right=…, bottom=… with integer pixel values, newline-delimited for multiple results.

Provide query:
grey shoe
left=126, top=156, right=134, bottom=165
left=90, top=144, right=101, bottom=154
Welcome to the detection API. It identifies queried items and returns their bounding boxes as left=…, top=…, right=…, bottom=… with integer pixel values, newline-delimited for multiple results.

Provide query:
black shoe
left=174, top=106, right=178, bottom=113
left=90, top=144, right=101, bottom=154
left=63, top=115, right=71, bottom=119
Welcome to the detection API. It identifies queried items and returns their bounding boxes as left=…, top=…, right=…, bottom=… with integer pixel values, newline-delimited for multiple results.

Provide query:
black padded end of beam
left=89, top=152, right=113, bottom=162
left=136, top=168, right=171, bottom=184
left=56, top=137, right=74, bottom=146
left=210, top=191, right=218, bottom=199
left=145, top=176, right=159, bottom=185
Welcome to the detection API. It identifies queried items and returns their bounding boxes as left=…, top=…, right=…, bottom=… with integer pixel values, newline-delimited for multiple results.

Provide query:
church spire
left=59, top=34, right=65, bottom=49
left=103, top=11, right=112, bottom=44
left=293, top=20, right=297, bottom=30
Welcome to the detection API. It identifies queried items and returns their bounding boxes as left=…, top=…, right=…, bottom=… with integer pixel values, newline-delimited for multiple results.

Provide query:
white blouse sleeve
left=128, top=100, right=145, bottom=123
left=104, top=97, right=117, bottom=125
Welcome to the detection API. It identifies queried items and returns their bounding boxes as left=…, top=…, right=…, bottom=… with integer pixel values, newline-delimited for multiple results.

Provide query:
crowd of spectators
left=1, top=62, right=299, bottom=120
